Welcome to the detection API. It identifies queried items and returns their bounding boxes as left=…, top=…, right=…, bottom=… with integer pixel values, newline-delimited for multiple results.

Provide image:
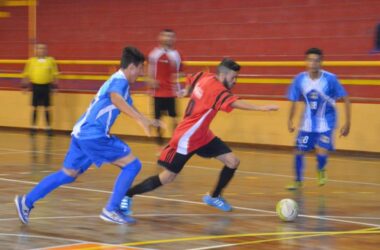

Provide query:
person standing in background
left=22, top=44, right=59, bottom=136
left=147, top=29, right=184, bottom=151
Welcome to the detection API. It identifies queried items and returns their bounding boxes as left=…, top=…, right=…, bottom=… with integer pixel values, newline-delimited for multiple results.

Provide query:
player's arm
left=288, top=101, right=297, bottom=133
left=51, top=58, right=59, bottom=87
left=340, top=96, right=351, bottom=137
left=146, top=58, right=159, bottom=89
left=110, top=92, right=161, bottom=136
left=231, top=100, right=279, bottom=111
left=21, top=59, right=31, bottom=88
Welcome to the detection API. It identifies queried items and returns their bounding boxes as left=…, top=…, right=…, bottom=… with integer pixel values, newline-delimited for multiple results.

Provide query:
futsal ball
left=276, top=198, right=299, bottom=222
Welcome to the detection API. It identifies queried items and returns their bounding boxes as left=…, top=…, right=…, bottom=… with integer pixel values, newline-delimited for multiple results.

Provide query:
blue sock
left=295, top=154, right=304, bottom=182
left=317, top=154, right=328, bottom=171
left=25, top=169, right=76, bottom=208
left=106, top=158, right=142, bottom=212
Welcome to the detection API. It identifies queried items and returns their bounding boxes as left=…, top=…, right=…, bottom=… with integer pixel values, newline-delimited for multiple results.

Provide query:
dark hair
left=217, top=58, right=241, bottom=73
left=161, top=28, right=175, bottom=34
left=305, top=47, right=323, bottom=57
left=120, top=46, right=145, bottom=69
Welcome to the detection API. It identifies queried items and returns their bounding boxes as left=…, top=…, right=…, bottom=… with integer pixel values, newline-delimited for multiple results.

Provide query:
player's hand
left=150, top=80, right=160, bottom=89
left=177, top=88, right=187, bottom=98
left=21, top=83, right=30, bottom=93
left=150, top=119, right=167, bottom=130
left=339, top=122, right=350, bottom=137
left=288, top=120, right=295, bottom=133
left=139, top=119, right=166, bottom=137
left=260, top=105, right=279, bottom=111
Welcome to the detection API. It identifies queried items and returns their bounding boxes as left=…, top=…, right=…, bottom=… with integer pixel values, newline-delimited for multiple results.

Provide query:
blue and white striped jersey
left=72, top=70, right=133, bottom=139
left=287, top=70, right=347, bottom=132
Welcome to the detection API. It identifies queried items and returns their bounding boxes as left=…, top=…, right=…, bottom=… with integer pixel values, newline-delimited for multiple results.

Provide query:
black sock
left=32, top=109, right=37, bottom=126
left=126, top=175, right=162, bottom=197
left=45, top=110, right=51, bottom=127
left=211, top=166, right=236, bottom=197
left=156, top=127, right=164, bottom=145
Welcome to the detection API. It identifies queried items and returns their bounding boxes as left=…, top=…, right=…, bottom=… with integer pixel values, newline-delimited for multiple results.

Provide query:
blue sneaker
left=100, top=208, right=136, bottom=224
left=120, top=196, right=133, bottom=215
left=203, top=194, right=232, bottom=212
left=14, top=195, right=32, bottom=224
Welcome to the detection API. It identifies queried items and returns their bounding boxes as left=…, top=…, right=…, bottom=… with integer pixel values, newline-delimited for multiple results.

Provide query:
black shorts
left=158, top=137, right=232, bottom=174
left=32, top=83, right=52, bottom=107
left=154, top=97, right=176, bottom=119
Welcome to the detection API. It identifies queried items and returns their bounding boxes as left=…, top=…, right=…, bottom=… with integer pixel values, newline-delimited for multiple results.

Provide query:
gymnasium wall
left=0, top=90, right=379, bottom=153
left=0, top=0, right=379, bottom=152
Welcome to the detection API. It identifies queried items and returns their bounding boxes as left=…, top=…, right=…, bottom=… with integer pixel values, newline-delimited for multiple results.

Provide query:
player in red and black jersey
left=120, top=59, right=279, bottom=213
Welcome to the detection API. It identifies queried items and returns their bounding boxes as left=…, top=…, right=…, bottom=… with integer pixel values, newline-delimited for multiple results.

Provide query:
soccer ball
left=276, top=198, right=299, bottom=222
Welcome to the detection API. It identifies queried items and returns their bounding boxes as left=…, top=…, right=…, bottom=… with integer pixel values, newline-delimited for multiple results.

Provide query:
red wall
left=1, top=0, right=380, bottom=60
left=1, top=0, right=379, bottom=98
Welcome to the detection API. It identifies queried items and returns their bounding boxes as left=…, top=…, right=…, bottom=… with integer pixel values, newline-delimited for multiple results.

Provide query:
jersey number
left=310, top=101, right=317, bottom=110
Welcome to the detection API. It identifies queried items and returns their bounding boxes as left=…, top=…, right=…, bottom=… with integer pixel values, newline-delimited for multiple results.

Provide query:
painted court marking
left=0, top=146, right=379, bottom=187
left=0, top=177, right=379, bottom=229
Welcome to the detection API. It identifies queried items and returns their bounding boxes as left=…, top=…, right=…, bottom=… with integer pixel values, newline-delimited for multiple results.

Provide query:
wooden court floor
left=0, top=130, right=379, bottom=250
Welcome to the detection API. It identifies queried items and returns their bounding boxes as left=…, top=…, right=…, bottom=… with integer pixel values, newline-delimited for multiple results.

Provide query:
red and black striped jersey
left=169, top=72, right=238, bottom=155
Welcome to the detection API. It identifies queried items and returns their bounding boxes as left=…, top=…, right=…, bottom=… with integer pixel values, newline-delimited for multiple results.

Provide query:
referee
left=22, top=44, right=59, bottom=136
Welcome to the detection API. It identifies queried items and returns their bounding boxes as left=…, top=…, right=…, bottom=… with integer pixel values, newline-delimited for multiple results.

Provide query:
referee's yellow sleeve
left=22, top=58, right=32, bottom=78
left=50, top=58, right=59, bottom=77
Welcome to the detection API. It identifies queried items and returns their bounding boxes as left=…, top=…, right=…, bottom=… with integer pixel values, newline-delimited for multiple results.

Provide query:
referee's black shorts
left=32, top=83, right=52, bottom=107
left=154, top=97, right=176, bottom=119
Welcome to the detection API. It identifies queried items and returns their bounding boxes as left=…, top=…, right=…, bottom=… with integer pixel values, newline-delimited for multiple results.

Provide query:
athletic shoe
left=318, top=170, right=327, bottom=186
left=203, top=194, right=232, bottom=212
left=120, top=196, right=133, bottom=215
left=286, top=181, right=303, bottom=190
left=100, top=208, right=136, bottom=224
left=14, top=195, right=32, bottom=224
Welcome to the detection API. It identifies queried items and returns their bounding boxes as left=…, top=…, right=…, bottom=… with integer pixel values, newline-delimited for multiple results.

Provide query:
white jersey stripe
left=177, top=109, right=213, bottom=155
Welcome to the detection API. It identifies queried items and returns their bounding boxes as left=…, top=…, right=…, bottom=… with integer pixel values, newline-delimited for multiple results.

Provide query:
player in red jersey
left=147, top=29, right=184, bottom=147
left=120, top=59, right=279, bottom=213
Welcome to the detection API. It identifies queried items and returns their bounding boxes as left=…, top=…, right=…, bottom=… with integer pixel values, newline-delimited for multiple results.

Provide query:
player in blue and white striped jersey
left=287, top=48, right=351, bottom=190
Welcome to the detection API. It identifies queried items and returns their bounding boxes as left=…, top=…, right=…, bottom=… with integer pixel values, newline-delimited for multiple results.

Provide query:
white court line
left=0, top=146, right=379, bottom=187
left=171, top=163, right=380, bottom=187
left=29, top=242, right=86, bottom=250
left=324, top=215, right=380, bottom=220
left=0, top=177, right=379, bottom=228
left=0, top=233, right=86, bottom=243
left=0, top=213, right=275, bottom=222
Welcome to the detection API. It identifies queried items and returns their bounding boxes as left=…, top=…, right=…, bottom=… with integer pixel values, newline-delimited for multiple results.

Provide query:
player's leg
left=167, top=97, right=178, bottom=135
left=197, top=137, right=236, bottom=212
left=154, top=97, right=164, bottom=146
left=43, top=84, right=53, bottom=136
left=315, top=131, right=333, bottom=186
left=286, top=131, right=315, bottom=190
left=30, top=84, right=39, bottom=135
left=15, top=138, right=89, bottom=224
left=121, top=145, right=191, bottom=215
left=100, top=153, right=142, bottom=224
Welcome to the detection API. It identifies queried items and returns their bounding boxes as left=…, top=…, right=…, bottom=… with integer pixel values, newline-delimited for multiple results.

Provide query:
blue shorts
left=296, top=130, right=334, bottom=152
left=63, top=136, right=131, bottom=174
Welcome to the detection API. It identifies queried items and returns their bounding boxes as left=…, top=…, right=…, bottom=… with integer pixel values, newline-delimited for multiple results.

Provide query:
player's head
left=216, top=58, right=241, bottom=89
left=35, top=43, right=47, bottom=58
left=120, top=46, right=146, bottom=83
left=159, top=29, right=176, bottom=48
left=305, top=47, right=323, bottom=73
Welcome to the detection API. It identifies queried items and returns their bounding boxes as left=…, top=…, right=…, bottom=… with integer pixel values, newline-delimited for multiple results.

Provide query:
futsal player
left=120, top=58, right=279, bottom=214
left=286, top=48, right=351, bottom=190
left=15, top=47, right=163, bottom=225
left=147, top=29, right=184, bottom=148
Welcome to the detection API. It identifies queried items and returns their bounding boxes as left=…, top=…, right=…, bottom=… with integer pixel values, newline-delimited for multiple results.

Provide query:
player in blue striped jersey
left=15, top=47, right=163, bottom=224
left=287, top=48, right=351, bottom=190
